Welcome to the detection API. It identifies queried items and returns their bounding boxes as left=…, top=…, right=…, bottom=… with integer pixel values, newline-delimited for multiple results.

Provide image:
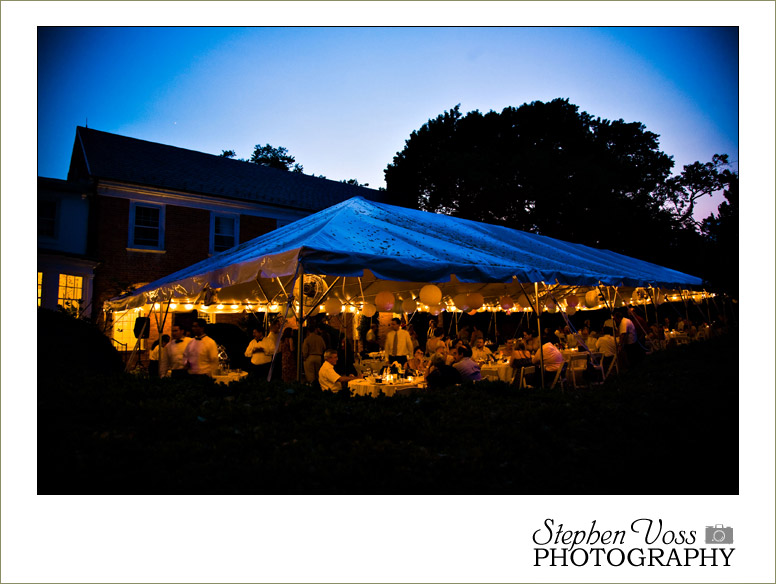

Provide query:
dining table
left=213, top=369, right=249, bottom=385
left=479, top=360, right=516, bottom=383
left=347, top=375, right=426, bottom=398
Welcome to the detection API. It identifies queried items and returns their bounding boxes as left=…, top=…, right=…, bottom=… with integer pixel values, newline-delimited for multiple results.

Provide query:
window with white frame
left=129, top=202, right=165, bottom=250
left=113, top=310, right=145, bottom=351
left=210, top=213, right=239, bottom=254
left=38, top=272, right=43, bottom=306
left=58, top=273, right=83, bottom=314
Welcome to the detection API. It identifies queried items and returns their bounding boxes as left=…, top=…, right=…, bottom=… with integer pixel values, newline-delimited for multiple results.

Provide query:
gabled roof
left=67, top=126, right=386, bottom=211
left=106, top=196, right=702, bottom=311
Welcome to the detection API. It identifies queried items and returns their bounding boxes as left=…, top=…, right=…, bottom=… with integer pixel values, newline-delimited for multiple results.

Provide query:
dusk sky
left=36, top=25, right=739, bottom=220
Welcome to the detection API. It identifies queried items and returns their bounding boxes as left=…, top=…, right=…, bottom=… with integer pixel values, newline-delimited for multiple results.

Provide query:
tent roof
left=106, top=196, right=702, bottom=311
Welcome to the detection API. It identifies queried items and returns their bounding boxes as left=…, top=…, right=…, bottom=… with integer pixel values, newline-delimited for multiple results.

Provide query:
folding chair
left=514, top=365, right=535, bottom=389
left=606, top=355, right=619, bottom=378
left=589, top=352, right=606, bottom=384
left=566, top=353, right=590, bottom=389
left=548, top=363, right=567, bottom=390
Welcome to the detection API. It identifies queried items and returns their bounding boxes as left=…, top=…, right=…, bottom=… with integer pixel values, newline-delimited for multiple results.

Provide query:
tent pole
left=535, top=282, right=544, bottom=389
left=297, top=264, right=305, bottom=383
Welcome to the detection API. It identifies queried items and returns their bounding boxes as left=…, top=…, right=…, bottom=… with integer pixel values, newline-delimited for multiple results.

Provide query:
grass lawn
left=38, top=332, right=738, bottom=494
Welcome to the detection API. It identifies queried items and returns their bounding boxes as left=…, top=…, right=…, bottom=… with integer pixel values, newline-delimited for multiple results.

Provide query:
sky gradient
left=37, top=26, right=738, bottom=220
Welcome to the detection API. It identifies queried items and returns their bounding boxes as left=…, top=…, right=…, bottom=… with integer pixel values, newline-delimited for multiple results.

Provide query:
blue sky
left=37, top=25, right=739, bottom=220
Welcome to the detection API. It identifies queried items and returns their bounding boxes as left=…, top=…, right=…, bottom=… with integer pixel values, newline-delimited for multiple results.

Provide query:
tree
left=342, top=178, right=369, bottom=187
left=699, top=174, right=739, bottom=295
left=384, top=99, right=736, bottom=278
left=250, top=144, right=298, bottom=171
left=657, top=154, right=735, bottom=227
left=219, top=149, right=237, bottom=158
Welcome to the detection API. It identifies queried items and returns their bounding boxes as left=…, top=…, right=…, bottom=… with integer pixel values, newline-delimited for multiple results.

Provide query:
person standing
left=385, top=317, right=413, bottom=366
left=280, top=327, right=297, bottom=383
left=183, top=318, right=218, bottom=378
left=244, top=327, right=268, bottom=376
left=302, top=323, right=327, bottom=383
left=148, top=334, right=170, bottom=378
left=165, top=324, right=192, bottom=378
left=613, top=308, right=644, bottom=368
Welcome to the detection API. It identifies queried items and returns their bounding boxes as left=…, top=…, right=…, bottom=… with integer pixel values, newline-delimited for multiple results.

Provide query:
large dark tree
left=699, top=175, right=739, bottom=296
left=386, top=100, right=681, bottom=263
left=250, top=143, right=304, bottom=172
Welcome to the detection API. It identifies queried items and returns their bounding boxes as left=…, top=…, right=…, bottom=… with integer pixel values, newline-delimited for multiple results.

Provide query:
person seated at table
left=496, top=338, right=515, bottom=360
left=318, top=350, right=359, bottom=393
left=452, top=344, right=482, bottom=382
left=426, top=328, right=445, bottom=356
left=405, top=347, right=429, bottom=376
left=471, top=337, right=494, bottom=363
left=510, top=340, right=533, bottom=369
left=522, top=330, right=540, bottom=353
left=532, top=341, right=565, bottom=386
left=595, top=326, right=617, bottom=373
left=425, top=355, right=462, bottom=390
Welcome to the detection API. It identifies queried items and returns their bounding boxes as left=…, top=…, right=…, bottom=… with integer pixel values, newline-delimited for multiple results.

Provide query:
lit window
left=38, top=272, right=43, bottom=306
left=58, top=273, right=83, bottom=314
left=210, top=213, right=239, bottom=253
left=113, top=310, right=144, bottom=350
left=129, top=202, right=165, bottom=249
left=38, top=200, right=58, bottom=237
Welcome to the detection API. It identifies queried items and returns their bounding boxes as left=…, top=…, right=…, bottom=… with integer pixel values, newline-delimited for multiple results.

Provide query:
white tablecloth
left=359, top=359, right=387, bottom=372
left=348, top=378, right=424, bottom=397
left=480, top=361, right=515, bottom=382
left=213, top=370, right=249, bottom=385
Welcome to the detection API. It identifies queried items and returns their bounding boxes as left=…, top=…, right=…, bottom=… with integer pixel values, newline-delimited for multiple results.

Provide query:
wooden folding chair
left=548, top=363, right=567, bottom=390
left=514, top=365, right=535, bottom=389
left=566, top=353, right=590, bottom=389
left=589, top=352, right=606, bottom=384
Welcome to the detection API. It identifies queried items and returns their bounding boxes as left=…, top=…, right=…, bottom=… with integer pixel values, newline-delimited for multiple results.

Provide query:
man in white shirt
left=614, top=308, right=643, bottom=368
left=385, top=318, right=413, bottom=365
left=318, top=350, right=358, bottom=392
left=245, top=320, right=280, bottom=380
left=532, top=341, right=565, bottom=386
left=183, top=318, right=218, bottom=377
left=165, top=324, right=192, bottom=378
left=471, top=337, right=494, bottom=362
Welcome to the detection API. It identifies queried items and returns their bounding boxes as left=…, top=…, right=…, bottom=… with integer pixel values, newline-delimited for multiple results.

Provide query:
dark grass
left=38, top=333, right=737, bottom=494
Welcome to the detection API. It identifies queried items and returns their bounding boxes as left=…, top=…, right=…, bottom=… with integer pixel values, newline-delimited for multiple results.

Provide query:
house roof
left=67, top=126, right=386, bottom=211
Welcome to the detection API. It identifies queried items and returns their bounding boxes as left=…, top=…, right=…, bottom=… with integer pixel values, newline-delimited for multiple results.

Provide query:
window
left=129, top=202, right=165, bottom=250
left=38, top=272, right=43, bottom=306
left=58, top=273, right=83, bottom=314
left=210, top=213, right=239, bottom=254
left=113, top=310, right=144, bottom=350
left=38, top=199, right=58, bottom=237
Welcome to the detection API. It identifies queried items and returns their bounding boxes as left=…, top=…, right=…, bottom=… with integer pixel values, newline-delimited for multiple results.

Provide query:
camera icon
left=705, top=524, right=734, bottom=544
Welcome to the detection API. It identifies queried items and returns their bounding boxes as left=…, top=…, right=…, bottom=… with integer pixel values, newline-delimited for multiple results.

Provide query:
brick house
left=38, top=126, right=386, bottom=351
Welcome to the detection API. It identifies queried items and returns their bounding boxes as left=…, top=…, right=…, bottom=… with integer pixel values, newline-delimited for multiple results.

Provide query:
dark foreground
left=38, top=334, right=738, bottom=494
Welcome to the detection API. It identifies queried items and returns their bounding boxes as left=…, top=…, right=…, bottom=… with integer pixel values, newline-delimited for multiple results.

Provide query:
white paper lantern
left=428, top=304, right=442, bottom=316
left=466, top=293, right=484, bottom=310
left=584, top=290, right=600, bottom=309
left=545, top=298, right=557, bottom=313
left=324, top=298, right=343, bottom=315
left=402, top=298, right=417, bottom=313
left=453, top=294, right=470, bottom=311
left=516, top=295, right=531, bottom=311
left=566, top=305, right=577, bottom=316
left=361, top=303, right=376, bottom=317
left=566, top=295, right=579, bottom=308
left=419, top=284, right=442, bottom=306
left=375, top=291, right=395, bottom=312
left=499, top=295, right=514, bottom=310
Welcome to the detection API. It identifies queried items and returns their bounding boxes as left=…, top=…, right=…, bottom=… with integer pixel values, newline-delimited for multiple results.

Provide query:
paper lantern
left=566, top=295, right=579, bottom=308
left=516, top=295, right=531, bottom=311
left=584, top=290, right=600, bottom=309
left=545, top=298, right=557, bottom=313
left=419, top=284, right=442, bottom=306
left=427, top=304, right=442, bottom=316
left=466, top=293, right=484, bottom=310
left=361, top=303, right=376, bottom=317
left=499, top=295, right=514, bottom=310
left=453, top=294, right=470, bottom=311
left=566, top=305, right=577, bottom=316
left=375, top=291, right=395, bottom=312
left=655, top=290, right=665, bottom=305
left=402, top=298, right=417, bottom=313
left=324, top=298, right=343, bottom=315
